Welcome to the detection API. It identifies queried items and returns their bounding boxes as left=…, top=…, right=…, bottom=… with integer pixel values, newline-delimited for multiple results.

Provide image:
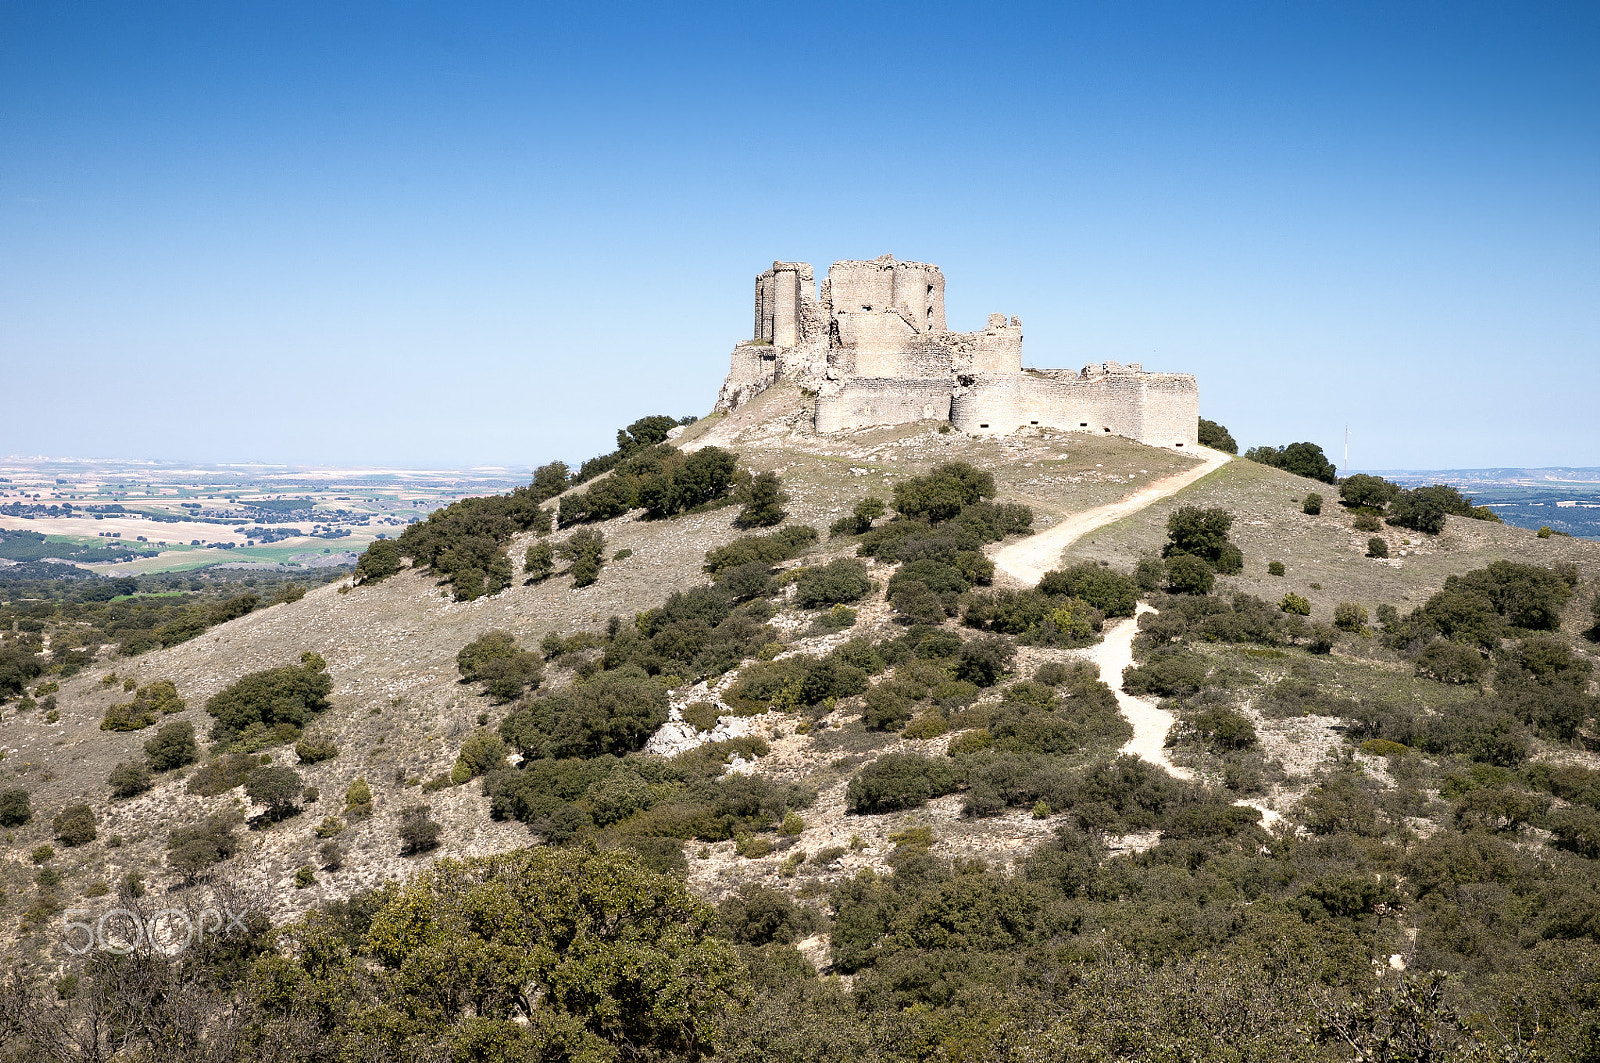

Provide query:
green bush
left=1414, top=640, right=1486, bottom=684
left=100, top=680, right=184, bottom=732
left=499, top=672, right=670, bottom=759
left=831, top=497, right=886, bottom=537
left=1164, top=553, right=1214, bottom=595
left=0, top=789, right=32, bottom=826
left=1197, top=418, right=1236, bottom=454
left=1038, top=563, right=1139, bottom=618
left=846, top=753, right=961, bottom=813
left=1301, top=493, right=1322, bottom=516
left=1122, top=650, right=1210, bottom=697
left=1333, top=602, right=1367, bottom=631
left=145, top=720, right=199, bottom=771
left=1243, top=442, right=1337, bottom=483
left=294, top=731, right=339, bottom=764
left=1339, top=474, right=1400, bottom=510
left=1267, top=561, right=1286, bottom=576
left=703, top=526, right=817, bottom=574
left=1352, top=512, right=1382, bottom=533
left=734, top=472, right=788, bottom=528
left=524, top=540, right=555, bottom=581
left=453, top=728, right=509, bottom=782
left=561, top=445, right=740, bottom=525
left=398, top=804, right=443, bottom=855
left=794, top=558, right=873, bottom=608
left=1366, top=536, right=1389, bottom=559
left=892, top=461, right=996, bottom=522
left=53, top=804, right=96, bottom=846
left=186, top=752, right=263, bottom=796
left=458, top=630, right=543, bottom=700
left=244, top=765, right=305, bottom=819
left=1279, top=594, right=1311, bottom=616
left=205, top=652, right=332, bottom=748
left=108, top=761, right=152, bottom=798
left=354, top=539, right=403, bottom=585
left=167, top=813, right=241, bottom=880
left=955, top=636, right=1014, bottom=687
left=718, top=883, right=820, bottom=945
left=558, top=529, right=607, bottom=588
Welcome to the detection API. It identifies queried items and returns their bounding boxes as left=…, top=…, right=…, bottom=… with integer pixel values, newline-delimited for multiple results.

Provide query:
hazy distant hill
left=1371, top=467, right=1600, bottom=539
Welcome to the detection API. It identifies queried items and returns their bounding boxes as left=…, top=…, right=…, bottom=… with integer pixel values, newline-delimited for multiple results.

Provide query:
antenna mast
left=1343, top=426, right=1349, bottom=477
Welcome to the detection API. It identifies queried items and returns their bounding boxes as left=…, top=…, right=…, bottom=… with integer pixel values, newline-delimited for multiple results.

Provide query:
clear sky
left=2, top=1, right=1596, bottom=473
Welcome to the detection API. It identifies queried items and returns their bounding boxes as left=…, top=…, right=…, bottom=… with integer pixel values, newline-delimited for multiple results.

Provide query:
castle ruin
left=716, top=255, right=1200, bottom=450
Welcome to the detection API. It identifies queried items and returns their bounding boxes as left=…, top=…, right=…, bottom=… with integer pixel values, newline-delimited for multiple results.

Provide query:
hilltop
left=3, top=384, right=1600, bottom=1059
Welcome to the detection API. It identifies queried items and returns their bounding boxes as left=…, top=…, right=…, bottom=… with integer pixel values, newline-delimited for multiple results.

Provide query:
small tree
left=452, top=728, right=509, bottom=783
left=345, top=777, right=374, bottom=818
left=1279, top=594, right=1312, bottom=616
left=398, top=804, right=443, bottom=855
left=144, top=720, right=199, bottom=771
left=531, top=461, right=571, bottom=501
left=955, top=637, right=1015, bottom=687
left=1197, top=418, right=1237, bottom=454
left=1268, top=561, right=1286, bottom=577
left=734, top=472, right=789, bottom=528
left=1340, top=474, right=1400, bottom=510
left=1165, top=554, right=1214, bottom=595
left=524, top=540, right=555, bottom=580
left=0, top=789, right=32, bottom=827
left=1367, top=537, right=1390, bottom=559
left=53, top=804, right=97, bottom=847
left=1302, top=493, right=1323, bottom=516
left=294, top=731, right=339, bottom=764
left=1333, top=602, right=1368, bottom=632
left=245, top=765, right=305, bottom=820
left=795, top=558, right=874, bottom=608
left=108, top=761, right=153, bottom=799
left=354, top=539, right=403, bottom=585
left=558, top=529, right=606, bottom=588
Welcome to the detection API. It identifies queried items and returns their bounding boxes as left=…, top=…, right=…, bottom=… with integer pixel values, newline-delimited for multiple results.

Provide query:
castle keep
left=716, top=255, right=1200, bottom=450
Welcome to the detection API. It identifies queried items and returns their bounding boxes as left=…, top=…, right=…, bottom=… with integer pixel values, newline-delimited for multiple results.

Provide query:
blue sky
left=2, top=1, right=1596, bottom=472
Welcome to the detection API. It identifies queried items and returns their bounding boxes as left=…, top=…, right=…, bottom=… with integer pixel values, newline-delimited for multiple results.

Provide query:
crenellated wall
left=720, top=255, right=1201, bottom=451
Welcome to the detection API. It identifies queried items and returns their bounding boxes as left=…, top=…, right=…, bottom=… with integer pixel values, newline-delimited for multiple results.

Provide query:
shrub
left=955, top=637, right=1014, bottom=687
left=832, top=497, right=886, bottom=537
left=1189, top=708, right=1257, bottom=750
left=345, top=777, right=374, bottom=817
left=1038, top=564, right=1139, bottom=618
left=1333, top=602, right=1367, bottom=632
left=244, top=765, right=305, bottom=820
left=458, top=631, right=543, bottom=700
left=186, top=752, right=261, bottom=796
left=294, top=865, right=316, bottom=889
left=108, top=761, right=152, bottom=799
left=453, top=728, right=509, bottom=782
left=1197, top=418, right=1237, bottom=453
left=398, top=804, right=443, bottom=855
left=524, top=541, right=555, bottom=581
left=205, top=652, right=332, bottom=748
left=1278, top=593, right=1311, bottom=616
left=145, top=721, right=199, bottom=771
left=1415, top=640, right=1486, bottom=684
left=1339, top=474, right=1401, bottom=510
left=558, top=529, right=607, bottom=588
left=1122, top=650, right=1210, bottom=697
left=100, top=679, right=185, bottom=733
left=354, top=539, right=402, bottom=585
left=1134, top=556, right=1165, bottom=591
left=1267, top=561, right=1286, bottom=576
left=1367, top=537, right=1389, bottom=559
left=703, top=526, right=817, bottom=574
left=499, top=672, right=669, bottom=759
left=718, top=884, right=819, bottom=945
left=1164, top=553, right=1214, bottom=595
left=295, top=731, right=339, bottom=764
left=167, top=813, right=241, bottom=881
left=794, top=558, right=873, bottom=608
left=893, top=461, right=996, bottom=522
left=1353, top=512, right=1382, bottom=533
left=53, top=804, right=97, bottom=847
left=1243, top=442, right=1337, bottom=483
left=734, top=472, right=788, bottom=528
left=0, top=789, right=31, bottom=827
left=1302, top=493, right=1322, bottom=516
left=846, top=753, right=961, bottom=813
left=891, top=581, right=947, bottom=625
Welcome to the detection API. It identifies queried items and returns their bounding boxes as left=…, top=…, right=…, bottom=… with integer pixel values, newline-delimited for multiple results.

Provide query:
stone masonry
left=716, top=255, right=1200, bottom=450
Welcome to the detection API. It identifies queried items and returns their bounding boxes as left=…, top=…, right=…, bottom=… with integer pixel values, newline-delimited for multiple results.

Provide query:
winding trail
left=991, top=444, right=1233, bottom=585
left=1092, top=604, right=1193, bottom=780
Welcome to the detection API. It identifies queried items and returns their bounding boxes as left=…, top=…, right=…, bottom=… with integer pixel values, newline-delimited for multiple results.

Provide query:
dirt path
left=1090, top=604, right=1193, bottom=780
left=992, top=444, right=1233, bottom=585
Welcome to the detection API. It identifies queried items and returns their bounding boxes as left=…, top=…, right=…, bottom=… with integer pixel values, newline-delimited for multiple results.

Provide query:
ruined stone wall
left=815, top=377, right=953, bottom=433
left=754, top=262, right=817, bottom=348
left=944, top=314, right=1024, bottom=374
left=826, top=256, right=945, bottom=336
left=715, top=341, right=780, bottom=412
left=949, top=363, right=1198, bottom=449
